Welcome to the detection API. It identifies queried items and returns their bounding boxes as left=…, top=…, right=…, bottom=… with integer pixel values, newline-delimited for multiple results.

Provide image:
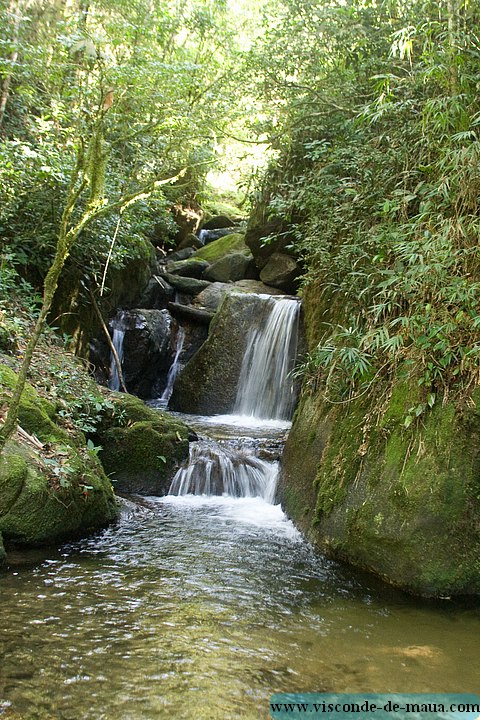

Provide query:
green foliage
left=0, top=0, right=253, bottom=301
left=249, top=0, right=480, bottom=407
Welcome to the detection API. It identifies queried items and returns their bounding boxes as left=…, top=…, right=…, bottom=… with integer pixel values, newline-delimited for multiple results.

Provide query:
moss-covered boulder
left=193, top=232, right=250, bottom=264
left=0, top=365, right=69, bottom=444
left=96, top=393, right=190, bottom=495
left=0, top=365, right=118, bottom=553
left=0, top=443, right=117, bottom=546
left=280, top=285, right=480, bottom=597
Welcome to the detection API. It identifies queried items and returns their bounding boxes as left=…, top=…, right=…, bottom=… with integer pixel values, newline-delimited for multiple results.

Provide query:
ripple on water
left=1, top=495, right=479, bottom=720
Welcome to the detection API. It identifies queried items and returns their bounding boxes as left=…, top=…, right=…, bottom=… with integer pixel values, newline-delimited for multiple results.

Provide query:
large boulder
left=0, top=365, right=118, bottom=550
left=96, top=393, right=191, bottom=495
left=113, top=309, right=173, bottom=398
left=193, top=232, right=250, bottom=264
left=202, top=215, right=235, bottom=230
left=259, top=252, right=300, bottom=292
left=170, top=293, right=269, bottom=415
left=165, top=259, right=210, bottom=278
left=204, top=252, right=254, bottom=283
left=278, top=281, right=480, bottom=598
left=162, top=273, right=211, bottom=295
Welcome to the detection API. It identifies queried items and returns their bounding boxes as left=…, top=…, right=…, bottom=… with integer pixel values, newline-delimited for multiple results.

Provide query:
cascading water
left=108, top=311, right=127, bottom=391
left=159, top=325, right=186, bottom=406
left=169, top=439, right=278, bottom=500
left=169, top=294, right=301, bottom=500
left=234, top=296, right=300, bottom=420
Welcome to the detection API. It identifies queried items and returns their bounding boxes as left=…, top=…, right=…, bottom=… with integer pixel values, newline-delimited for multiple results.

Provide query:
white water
left=169, top=439, right=278, bottom=501
left=169, top=295, right=301, bottom=501
left=108, top=312, right=127, bottom=391
left=159, top=325, right=186, bottom=404
left=234, top=297, right=300, bottom=420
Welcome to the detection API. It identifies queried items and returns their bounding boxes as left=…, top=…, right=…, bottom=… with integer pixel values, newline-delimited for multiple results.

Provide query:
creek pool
left=1, top=492, right=479, bottom=720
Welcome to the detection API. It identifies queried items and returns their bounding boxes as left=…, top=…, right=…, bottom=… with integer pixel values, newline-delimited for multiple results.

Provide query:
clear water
left=1, top=493, right=479, bottom=720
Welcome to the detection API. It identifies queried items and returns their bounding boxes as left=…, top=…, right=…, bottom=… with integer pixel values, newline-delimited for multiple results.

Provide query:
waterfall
left=159, top=325, right=186, bottom=405
left=168, top=294, right=301, bottom=500
left=109, top=312, right=127, bottom=391
left=169, top=439, right=278, bottom=501
left=234, top=297, right=300, bottom=420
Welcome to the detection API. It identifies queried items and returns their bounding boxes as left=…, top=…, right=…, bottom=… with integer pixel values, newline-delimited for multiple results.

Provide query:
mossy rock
left=96, top=393, right=190, bottom=495
left=0, top=364, right=70, bottom=444
left=282, top=378, right=480, bottom=597
left=192, top=233, right=248, bottom=264
left=171, top=292, right=270, bottom=415
left=0, top=442, right=117, bottom=547
left=281, top=285, right=480, bottom=597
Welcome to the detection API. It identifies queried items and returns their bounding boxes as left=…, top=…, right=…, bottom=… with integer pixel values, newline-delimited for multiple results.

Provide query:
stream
left=1, top=295, right=479, bottom=719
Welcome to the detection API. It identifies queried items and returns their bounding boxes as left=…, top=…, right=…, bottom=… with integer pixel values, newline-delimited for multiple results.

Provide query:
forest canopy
left=1, top=0, right=480, bottom=418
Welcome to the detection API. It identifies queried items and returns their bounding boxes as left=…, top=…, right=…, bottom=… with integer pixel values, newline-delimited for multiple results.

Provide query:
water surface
left=1, top=494, right=479, bottom=720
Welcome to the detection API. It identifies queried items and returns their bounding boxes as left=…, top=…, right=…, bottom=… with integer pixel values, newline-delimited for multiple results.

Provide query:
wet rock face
left=116, top=309, right=173, bottom=399
left=170, top=293, right=270, bottom=415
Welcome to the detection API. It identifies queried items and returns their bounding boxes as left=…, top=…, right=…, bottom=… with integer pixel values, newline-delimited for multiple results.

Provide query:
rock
left=167, top=302, right=214, bottom=325
left=192, top=282, right=234, bottom=312
left=137, top=275, right=175, bottom=310
left=176, top=233, right=204, bottom=251
left=204, top=252, right=254, bottom=283
left=278, top=280, right=480, bottom=598
left=193, top=232, right=249, bottom=263
left=259, top=252, right=300, bottom=292
left=165, top=259, right=210, bottom=278
left=166, top=247, right=196, bottom=262
left=202, top=215, right=235, bottom=230
left=113, top=309, right=172, bottom=398
left=171, top=293, right=270, bottom=415
left=192, top=280, right=287, bottom=314
left=162, top=273, right=211, bottom=295
left=96, top=393, right=190, bottom=495
left=233, top=280, right=286, bottom=296
left=0, top=365, right=118, bottom=547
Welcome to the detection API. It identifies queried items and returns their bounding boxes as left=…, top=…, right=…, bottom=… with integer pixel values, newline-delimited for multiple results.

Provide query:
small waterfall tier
left=158, top=325, right=186, bottom=407
left=234, top=296, right=300, bottom=420
left=169, top=438, right=278, bottom=501
left=109, top=311, right=128, bottom=391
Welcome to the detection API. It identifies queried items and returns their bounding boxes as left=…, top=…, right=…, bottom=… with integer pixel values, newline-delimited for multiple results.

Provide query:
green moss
left=313, top=401, right=366, bottom=515
left=0, top=449, right=27, bottom=515
left=96, top=394, right=190, bottom=495
left=0, top=441, right=117, bottom=546
left=0, top=364, right=70, bottom=444
left=282, top=303, right=480, bottom=595
left=192, top=233, right=248, bottom=263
